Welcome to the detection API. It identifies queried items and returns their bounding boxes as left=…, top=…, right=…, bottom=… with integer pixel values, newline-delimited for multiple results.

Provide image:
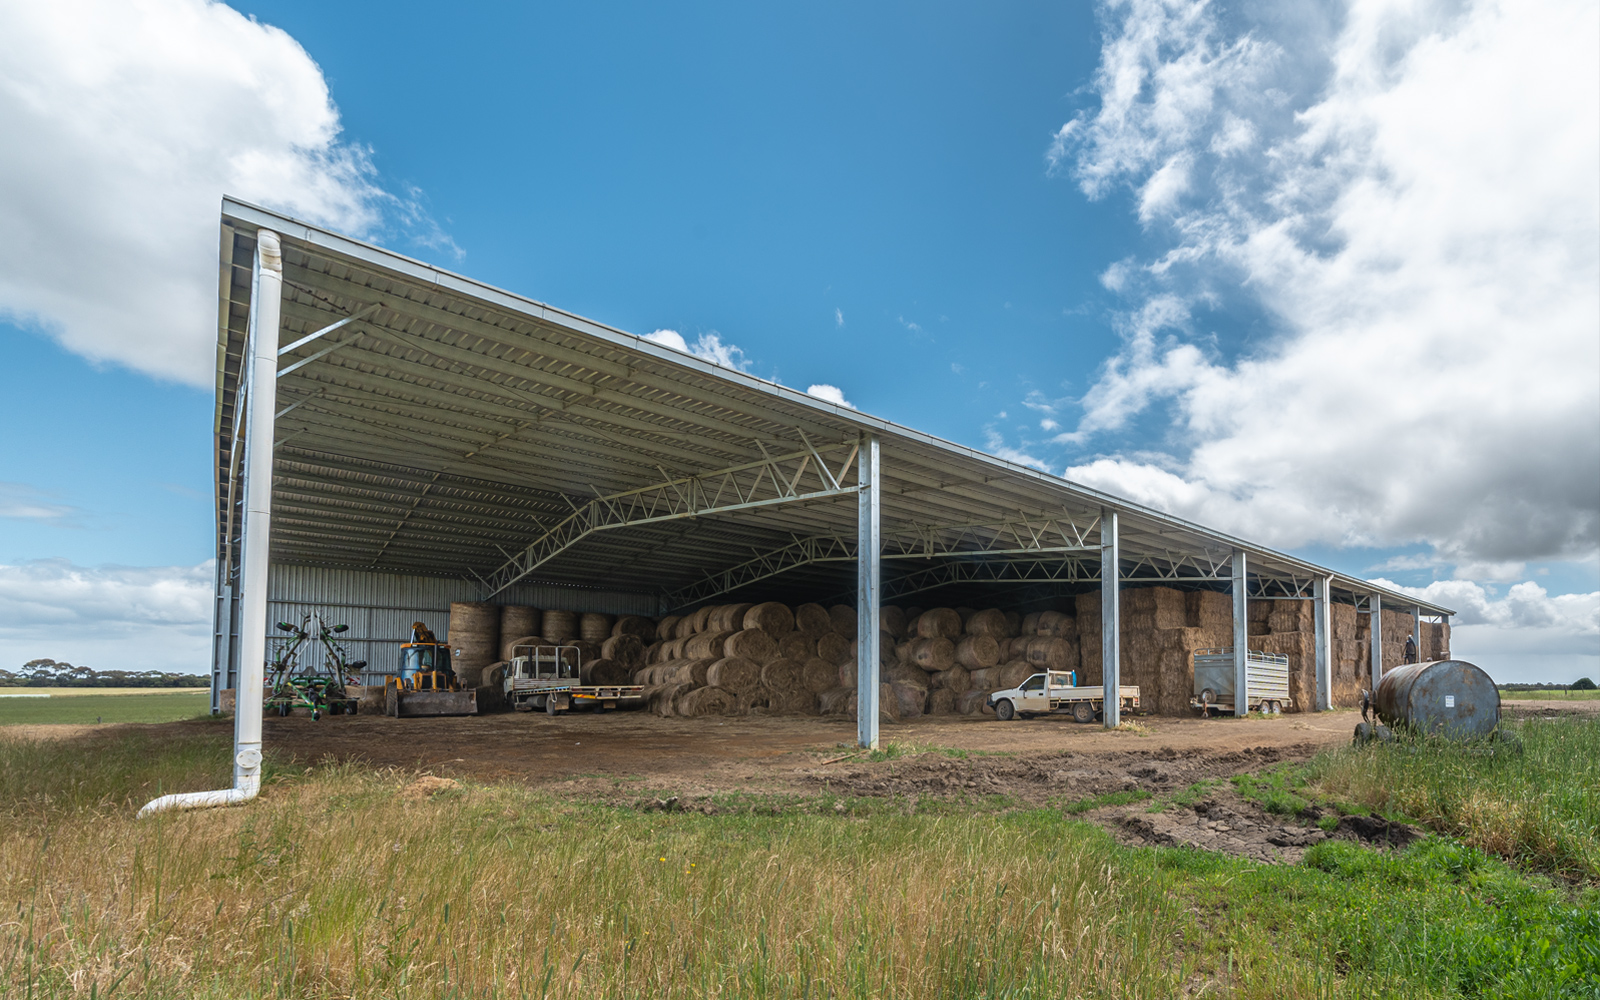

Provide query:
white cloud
left=1050, top=0, right=1599, bottom=569
left=0, top=482, right=76, bottom=521
left=982, top=430, right=1051, bottom=472
left=805, top=384, right=855, bottom=409
left=0, top=0, right=453, bottom=388
left=0, top=559, right=213, bottom=672
left=835, top=308, right=845, bottom=327
left=642, top=328, right=752, bottom=371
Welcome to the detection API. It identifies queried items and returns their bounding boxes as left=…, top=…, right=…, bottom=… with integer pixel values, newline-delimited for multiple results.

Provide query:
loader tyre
left=995, top=699, right=1016, bottom=721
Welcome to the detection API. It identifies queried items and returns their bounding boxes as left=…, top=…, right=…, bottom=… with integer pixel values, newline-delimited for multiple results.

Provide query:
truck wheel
left=1072, top=702, right=1095, bottom=724
left=995, top=699, right=1016, bottom=721
left=546, top=697, right=560, bottom=717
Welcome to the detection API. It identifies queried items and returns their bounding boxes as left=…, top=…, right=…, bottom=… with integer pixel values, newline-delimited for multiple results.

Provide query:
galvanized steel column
left=1100, top=510, right=1120, bottom=728
left=1232, top=549, right=1248, bottom=717
left=1412, top=607, right=1422, bottom=662
left=233, top=230, right=283, bottom=794
left=1313, top=576, right=1332, bottom=711
left=855, top=434, right=881, bottom=749
left=1369, top=594, right=1383, bottom=690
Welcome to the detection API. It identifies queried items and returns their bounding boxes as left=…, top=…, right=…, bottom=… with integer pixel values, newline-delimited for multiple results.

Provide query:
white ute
left=988, top=670, right=1141, bottom=723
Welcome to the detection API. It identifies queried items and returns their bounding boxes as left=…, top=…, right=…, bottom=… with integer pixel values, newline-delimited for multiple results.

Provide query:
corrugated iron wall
left=252, top=564, right=654, bottom=687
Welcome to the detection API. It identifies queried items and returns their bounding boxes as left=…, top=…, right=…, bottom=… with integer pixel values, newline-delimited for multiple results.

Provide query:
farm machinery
left=383, top=622, right=482, bottom=717
left=266, top=613, right=367, bottom=719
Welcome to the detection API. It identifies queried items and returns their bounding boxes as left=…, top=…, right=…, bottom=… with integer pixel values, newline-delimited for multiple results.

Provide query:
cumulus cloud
left=0, top=559, right=213, bottom=672
left=642, top=329, right=753, bottom=371
left=0, top=0, right=453, bottom=388
left=805, top=384, right=854, bottom=409
left=1047, top=0, right=1599, bottom=569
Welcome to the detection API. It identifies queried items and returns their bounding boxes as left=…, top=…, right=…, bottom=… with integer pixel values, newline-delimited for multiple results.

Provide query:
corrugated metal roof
left=216, top=198, right=1453, bottom=617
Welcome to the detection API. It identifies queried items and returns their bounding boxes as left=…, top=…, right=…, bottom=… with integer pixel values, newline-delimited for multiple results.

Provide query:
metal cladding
left=1373, top=659, right=1500, bottom=738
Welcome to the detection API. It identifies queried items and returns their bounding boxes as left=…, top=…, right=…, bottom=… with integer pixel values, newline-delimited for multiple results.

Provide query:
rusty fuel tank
left=1373, top=659, right=1500, bottom=738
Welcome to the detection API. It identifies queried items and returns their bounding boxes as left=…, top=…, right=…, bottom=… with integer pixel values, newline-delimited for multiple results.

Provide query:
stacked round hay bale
left=448, top=601, right=499, bottom=687
left=498, top=606, right=541, bottom=660
left=580, top=612, right=614, bottom=644
left=542, top=609, right=577, bottom=643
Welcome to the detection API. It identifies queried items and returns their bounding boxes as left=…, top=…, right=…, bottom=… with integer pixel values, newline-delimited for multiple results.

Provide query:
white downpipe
left=140, top=230, right=281, bottom=818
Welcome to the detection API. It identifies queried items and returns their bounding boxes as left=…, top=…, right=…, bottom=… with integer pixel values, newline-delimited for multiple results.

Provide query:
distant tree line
left=1500, top=678, right=1597, bottom=691
left=1, top=659, right=209, bottom=688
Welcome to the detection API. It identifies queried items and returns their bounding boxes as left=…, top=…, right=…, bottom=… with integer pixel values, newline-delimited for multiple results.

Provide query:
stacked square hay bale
left=1075, top=588, right=1233, bottom=716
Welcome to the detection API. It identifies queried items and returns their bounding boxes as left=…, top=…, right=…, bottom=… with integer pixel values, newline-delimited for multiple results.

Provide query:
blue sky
left=0, top=0, right=1595, bottom=681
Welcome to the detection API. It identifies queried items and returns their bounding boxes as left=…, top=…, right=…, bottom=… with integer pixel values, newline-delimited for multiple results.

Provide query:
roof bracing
left=215, top=199, right=1454, bottom=620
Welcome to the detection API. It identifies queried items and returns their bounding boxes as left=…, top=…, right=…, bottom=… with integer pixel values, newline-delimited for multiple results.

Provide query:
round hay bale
left=934, top=667, right=971, bottom=692
left=583, top=659, right=631, bottom=685
left=999, top=660, right=1034, bottom=688
left=674, top=615, right=699, bottom=639
left=968, top=666, right=1006, bottom=690
left=955, top=607, right=978, bottom=628
left=479, top=661, right=509, bottom=688
left=710, top=604, right=752, bottom=627
left=685, top=629, right=736, bottom=660
left=956, top=689, right=994, bottom=715
left=905, top=606, right=925, bottom=621
left=688, top=606, right=715, bottom=633
left=499, top=606, right=541, bottom=646
left=816, top=632, right=852, bottom=667
left=656, top=659, right=713, bottom=687
left=770, top=688, right=819, bottom=715
left=542, top=609, right=577, bottom=643
left=954, top=634, right=1000, bottom=670
left=800, top=657, right=838, bottom=694
left=837, top=658, right=858, bottom=689
left=887, top=662, right=930, bottom=688
left=760, top=657, right=804, bottom=693
left=601, top=634, right=645, bottom=669
left=827, top=604, right=857, bottom=638
left=1019, top=612, right=1042, bottom=636
left=644, top=641, right=665, bottom=665
left=889, top=682, right=927, bottom=719
left=893, top=640, right=914, bottom=664
left=847, top=632, right=898, bottom=669
left=908, top=637, right=956, bottom=672
left=725, top=628, right=779, bottom=666
left=612, top=615, right=655, bottom=640
left=706, top=657, right=761, bottom=695
left=878, top=683, right=901, bottom=722
left=1017, top=636, right=1072, bottom=671
left=914, top=608, right=962, bottom=640
left=570, top=639, right=602, bottom=668
left=818, top=686, right=855, bottom=715
left=1002, top=611, right=1021, bottom=636
left=743, top=602, right=795, bottom=636
left=794, top=603, right=833, bottom=635
left=501, top=634, right=545, bottom=661
left=879, top=605, right=907, bottom=638
left=579, top=613, right=614, bottom=644
left=448, top=602, right=500, bottom=676
left=1036, top=611, right=1071, bottom=637
left=658, top=637, right=688, bottom=660
left=649, top=682, right=694, bottom=717
left=656, top=615, right=683, bottom=641
left=778, top=632, right=816, bottom=662
left=928, top=688, right=956, bottom=715
left=679, top=685, right=738, bottom=716
left=964, top=608, right=1009, bottom=639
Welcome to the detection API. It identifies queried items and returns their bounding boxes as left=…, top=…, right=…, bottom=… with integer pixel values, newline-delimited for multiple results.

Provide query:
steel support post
left=1441, top=615, right=1450, bottom=657
left=1313, top=576, right=1332, bottom=711
left=1412, top=607, right=1422, bottom=662
left=855, top=434, right=881, bottom=749
left=1100, top=509, right=1120, bottom=728
left=1369, top=594, right=1383, bottom=690
left=211, top=581, right=234, bottom=714
left=1232, top=549, right=1249, bottom=717
left=232, top=231, right=283, bottom=794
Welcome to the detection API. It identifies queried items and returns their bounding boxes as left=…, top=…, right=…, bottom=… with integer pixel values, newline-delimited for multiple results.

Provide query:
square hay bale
left=1186, top=590, right=1234, bottom=628
left=1249, top=600, right=1272, bottom=623
left=1332, top=603, right=1359, bottom=640
left=1123, top=610, right=1158, bottom=632
left=1074, top=592, right=1101, bottom=623
left=1267, top=601, right=1313, bottom=633
left=1260, top=631, right=1315, bottom=712
left=1150, top=587, right=1189, bottom=629
left=1382, top=609, right=1413, bottom=643
left=1333, top=658, right=1361, bottom=707
left=1248, top=622, right=1270, bottom=636
left=1079, top=636, right=1102, bottom=687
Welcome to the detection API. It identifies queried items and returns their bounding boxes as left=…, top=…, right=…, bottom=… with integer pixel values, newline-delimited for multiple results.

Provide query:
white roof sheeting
left=215, top=198, right=1452, bottom=617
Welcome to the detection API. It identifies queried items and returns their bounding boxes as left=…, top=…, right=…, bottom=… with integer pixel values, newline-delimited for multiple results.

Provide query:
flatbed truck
left=989, top=670, right=1141, bottom=723
left=505, top=643, right=644, bottom=715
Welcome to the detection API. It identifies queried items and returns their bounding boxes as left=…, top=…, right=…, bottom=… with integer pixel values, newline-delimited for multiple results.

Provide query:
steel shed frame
left=211, top=199, right=1453, bottom=743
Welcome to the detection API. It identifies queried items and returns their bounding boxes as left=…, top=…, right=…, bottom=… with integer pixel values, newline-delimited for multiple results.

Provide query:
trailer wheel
left=1072, top=702, right=1095, bottom=724
left=995, top=699, right=1016, bottom=721
left=546, top=697, right=560, bottom=717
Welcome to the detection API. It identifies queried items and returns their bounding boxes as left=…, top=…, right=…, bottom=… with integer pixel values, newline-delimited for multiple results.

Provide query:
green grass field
left=0, top=690, right=210, bottom=726
left=0, top=718, right=1593, bottom=998
left=1499, top=688, right=1600, bottom=700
